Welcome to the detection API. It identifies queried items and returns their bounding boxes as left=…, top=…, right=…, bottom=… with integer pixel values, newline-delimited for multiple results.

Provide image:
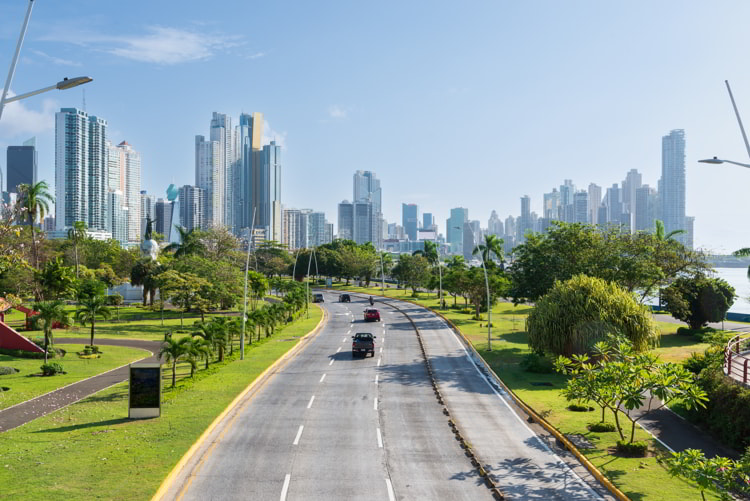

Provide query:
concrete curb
left=339, top=288, right=629, bottom=501
left=150, top=305, right=328, bottom=501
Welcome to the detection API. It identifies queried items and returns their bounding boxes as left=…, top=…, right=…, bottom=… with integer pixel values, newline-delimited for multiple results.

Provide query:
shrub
left=0, top=366, right=19, bottom=375
left=683, top=352, right=708, bottom=375
left=84, top=345, right=101, bottom=354
left=40, top=362, right=65, bottom=376
left=616, top=440, right=648, bottom=456
left=589, top=422, right=616, bottom=432
left=662, top=275, right=735, bottom=330
left=460, top=308, right=473, bottom=315
left=0, top=347, right=45, bottom=359
left=676, top=326, right=714, bottom=337
left=568, top=403, right=594, bottom=412
left=520, top=352, right=555, bottom=373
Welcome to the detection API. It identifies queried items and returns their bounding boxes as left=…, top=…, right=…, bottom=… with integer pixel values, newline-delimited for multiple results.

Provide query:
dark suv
left=339, top=294, right=351, bottom=303
left=352, top=332, right=376, bottom=358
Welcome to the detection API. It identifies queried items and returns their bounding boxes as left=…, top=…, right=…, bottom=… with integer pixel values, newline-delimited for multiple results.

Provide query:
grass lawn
left=0, top=345, right=149, bottom=411
left=0, top=305, right=322, bottom=501
left=329, top=282, right=718, bottom=501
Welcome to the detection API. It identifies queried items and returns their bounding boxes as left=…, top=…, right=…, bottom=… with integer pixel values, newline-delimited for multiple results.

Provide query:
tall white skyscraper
left=115, top=141, right=142, bottom=243
left=660, top=129, right=687, bottom=245
left=179, top=185, right=205, bottom=231
left=195, top=135, right=221, bottom=228
left=256, top=141, right=282, bottom=242
left=588, top=183, right=602, bottom=225
left=236, top=112, right=263, bottom=233
left=210, top=113, right=234, bottom=230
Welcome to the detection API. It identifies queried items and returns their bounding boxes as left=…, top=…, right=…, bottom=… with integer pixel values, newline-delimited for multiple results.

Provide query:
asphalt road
left=165, top=292, right=607, bottom=501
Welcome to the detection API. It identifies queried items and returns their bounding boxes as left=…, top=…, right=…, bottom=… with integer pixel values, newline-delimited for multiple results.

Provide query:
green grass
left=330, top=282, right=718, bottom=501
left=0, top=345, right=149, bottom=411
left=0, top=305, right=323, bottom=501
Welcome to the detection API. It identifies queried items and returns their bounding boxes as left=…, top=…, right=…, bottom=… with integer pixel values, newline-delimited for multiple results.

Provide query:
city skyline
left=2, top=2, right=750, bottom=252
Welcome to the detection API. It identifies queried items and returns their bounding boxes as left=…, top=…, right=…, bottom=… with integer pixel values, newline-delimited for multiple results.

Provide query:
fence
left=724, top=333, right=750, bottom=387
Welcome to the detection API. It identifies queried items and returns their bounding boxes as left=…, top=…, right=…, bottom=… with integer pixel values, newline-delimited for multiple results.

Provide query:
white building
left=195, top=135, right=221, bottom=228
left=109, top=190, right=128, bottom=245
left=179, top=185, right=204, bottom=231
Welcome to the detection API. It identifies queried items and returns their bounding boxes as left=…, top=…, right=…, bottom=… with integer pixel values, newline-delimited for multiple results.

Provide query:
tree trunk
left=74, top=245, right=79, bottom=278
left=90, top=321, right=95, bottom=347
left=630, top=419, right=637, bottom=443
left=612, top=408, right=625, bottom=441
left=180, top=310, right=184, bottom=328
left=43, top=331, right=49, bottom=364
left=30, top=215, right=38, bottom=269
left=142, top=288, right=148, bottom=306
left=171, top=361, right=176, bottom=388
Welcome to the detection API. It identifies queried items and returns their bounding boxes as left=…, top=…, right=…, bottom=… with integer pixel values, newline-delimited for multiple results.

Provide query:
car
left=312, top=293, right=324, bottom=303
left=364, top=308, right=380, bottom=322
left=352, top=332, right=376, bottom=357
left=339, top=294, right=351, bottom=303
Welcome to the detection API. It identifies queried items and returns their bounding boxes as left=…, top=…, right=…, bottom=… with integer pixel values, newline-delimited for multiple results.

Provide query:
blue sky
left=1, top=1, right=750, bottom=252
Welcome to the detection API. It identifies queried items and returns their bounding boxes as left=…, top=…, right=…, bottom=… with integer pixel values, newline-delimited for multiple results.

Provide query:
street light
left=698, top=157, right=750, bottom=169
left=241, top=209, right=257, bottom=360
left=455, top=225, right=493, bottom=351
left=699, top=80, right=750, bottom=170
left=0, top=1, right=93, bottom=121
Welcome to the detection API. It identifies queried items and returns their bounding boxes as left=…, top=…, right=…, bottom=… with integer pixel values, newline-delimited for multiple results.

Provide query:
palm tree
left=74, top=295, right=112, bottom=348
left=446, top=255, right=466, bottom=270
left=191, top=337, right=214, bottom=370
left=67, top=221, right=87, bottom=277
left=473, top=234, right=505, bottom=267
left=164, top=226, right=204, bottom=258
left=17, top=180, right=54, bottom=269
left=654, top=219, right=685, bottom=241
left=194, top=318, right=228, bottom=362
left=33, top=300, right=69, bottom=364
left=159, top=336, right=192, bottom=388
left=413, top=240, right=439, bottom=265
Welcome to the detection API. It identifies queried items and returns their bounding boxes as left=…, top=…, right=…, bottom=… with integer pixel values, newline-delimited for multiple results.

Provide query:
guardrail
left=724, top=333, right=750, bottom=386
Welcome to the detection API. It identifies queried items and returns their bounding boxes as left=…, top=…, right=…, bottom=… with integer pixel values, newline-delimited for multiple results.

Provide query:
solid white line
left=336, top=347, right=341, bottom=353
left=280, top=473, right=291, bottom=501
left=377, top=427, right=383, bottom=448
left=375, top=375, right=379, bottom=385
left=377, top=358, right=381, bottom=367
left=379, top=346, right=383, bottom=353
left=293, top=425, right=304, bottom=445
left=385, top=478, right=396, bottom=501
left=307, top=395, right=315, bottom=409
left=319, top=373, right=326, bottom=383
left=329, top=359, right=334, bottom=366
left=374, top=397, right=378, bottom=410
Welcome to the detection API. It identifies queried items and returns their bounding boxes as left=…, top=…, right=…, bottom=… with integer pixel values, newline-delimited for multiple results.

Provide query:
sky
left=1, top=1, right=750, bottom=253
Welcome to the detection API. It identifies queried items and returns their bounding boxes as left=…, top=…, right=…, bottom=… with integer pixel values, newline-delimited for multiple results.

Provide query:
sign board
left=326, top=278, right=332, bottom=288
left=129, top=362, right=161, bottom=418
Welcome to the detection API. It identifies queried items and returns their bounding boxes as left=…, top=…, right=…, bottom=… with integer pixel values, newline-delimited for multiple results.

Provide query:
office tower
left=462, top=222, right=475, bottom=261
left=179, top=185, right=205, bottom=231
left=423, top=212, right=434, bottom=230
left=113, top=141, right=142, bottom=243
left=446, top=207, right=468, bottom=255
left=154, top=198, right=173, bottom=237
left=108, top=190, right=128, bottom=245
left=236, top=112, right=263, bottom=232
left=140, top=190, right=155, bottom=238
left=195, top=135, right=221, bottom=227
left=543, top=188, right=560, bottom=220
left=307, top=211, right=327, bottom=248
left=210, top=113, right=234, bottom=230
left=43, top=215, right=55, bottom=232
left=6, top=138, right=37, bottom=194
left=325, top=222, right=334, bottom=244
left=488, top=210, right=503, bottom=236
left=402, top=203, right=418, bottom=241
left=353, top=201, right=378, bottom=246
left=660, top=129, right=687, bottom=245
left=621, top=169, right=642, bottom=222
left=504, top=214, right=516, bottom=240
left=603, top=183, right=622, bottom=224
left=517, top=195, right=532, bottom=243
left=255, top=141, right=282, bottom=242
left=635, top=185, right=658, bottom=232
left=685, top=216, right=694, bottom=249
left=54, top=108, right=109, bottom=233
left=558, top=180, right=575, bottom=222
left=588, top=183, right=602, bottom=225
left=353, top=170, right=382, bottom=248
left=573, top=190, right=589, bottom=223
left=337, top=201, right=354, bottom=241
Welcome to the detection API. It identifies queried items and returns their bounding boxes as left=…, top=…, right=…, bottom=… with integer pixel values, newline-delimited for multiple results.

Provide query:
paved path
left=164, top=292, right=611, bottom=501
left=0, top=338, right=159, bottom=432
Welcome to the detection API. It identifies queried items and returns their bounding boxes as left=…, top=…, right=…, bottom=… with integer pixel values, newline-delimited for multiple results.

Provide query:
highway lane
left=167, top=291, right=494, bottom=501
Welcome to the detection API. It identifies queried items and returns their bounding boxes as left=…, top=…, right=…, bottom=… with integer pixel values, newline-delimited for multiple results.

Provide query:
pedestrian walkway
left=0, top=338, right=160, bottom=432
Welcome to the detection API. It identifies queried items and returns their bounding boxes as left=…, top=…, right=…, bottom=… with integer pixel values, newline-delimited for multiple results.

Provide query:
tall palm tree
left=67, top=221, right=87, bottom=277
left=17, top=181, right=54, bottom=269
left=164, top=226, right=204, bottom=258
left=654, top=219, right=685, bottom=241
left=74, top=294, right=112, bottom=347
left=413, top=240, right=439, bottom=265
left=473, top=234, right=505, bottom=267
left=159, top=337, right=192, bottom=388
left=33, top=300, right=69, bottom=364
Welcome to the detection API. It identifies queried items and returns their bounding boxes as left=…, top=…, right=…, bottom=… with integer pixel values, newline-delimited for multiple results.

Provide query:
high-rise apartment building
left=635, top=185, right=658, bottom=232
left=155, top=198, right=173, bottom=238
left=446, top=207, right=468, bottom=255
left=352, top=170, right=382, bottom=248
left=402, top=203, right=418, bottom=241
left=517, top=195, right=532, bottom=242
left=195, top=135, right=221, bottom=228
left=255, top=141, right=282, bottom=242
left=236, top=112, right=263, bottom=232
left=6, top=138, right=37, bottom=194
left=115, top=141, right=141, bottom=243
left=573, top=190, right=589, bottom=223
left=588, top=183, right=602, bottom=225
left=307, top=211, right=328, bottom=248
left=660, top=129, right=687, bottom=245
left=54, top=108, right=109, bottom=233
left=282, top=208, right=308, bottom=250
left=621, top=169, right=642, bottom=223
left=488, top=210, right=503, bottom=236
left=108, top=190, right=128, bottom=245
left=210, top=113, right=234, bottom=231
left=337, top=200, right=379, bottom=246
left=603, top=183, right=622, bottom=225
left=179, top=185, right=205, bottom=231
left=543, top=188, right=560, bottom=219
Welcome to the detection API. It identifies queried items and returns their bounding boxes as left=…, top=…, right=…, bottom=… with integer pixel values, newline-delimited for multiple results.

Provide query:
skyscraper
left=588, top=183, right=602, bottom=225
left=446, top=207, right=468, bottom=255
left=402, top=203, right=418, bottom=241
left=140, top=190, right=154, bottom=238
left=337, top=201, right=354, bottom=241
left=117, top=141, right=141, bottom=243
left=6, top=138, right=37, bottom=194
left=307, top=211, right=328, bottom=248
left=256, top=141, right=282, bottom=242
left=54, top=108, right=109, bottom=233
left=179, top=185, right=205, bottom=231
left=282, top=208, right=308, bottom=250
left=236, top=112, right=263, bottom=232
left=573, top=190, right=589, bottom=223
left=488, top=210, right=503, bottom=236
left=559, top=180, right=575, bottom=222
left=423, top=212, right=434, bottom=230
left=518, top=195, right=532, bottom=242
left=543, top=188, right=560, bottom=219
left=195, top=135, right=221, bottom=228
left=660, top=129, right=686, bottom=245
left=635, top=185, right=657, bottom=232
left=210, top=113, right=234, bottom=230
left=352, top=170, right=382, bottom=248
left=108, top=190, right=128, bottom=245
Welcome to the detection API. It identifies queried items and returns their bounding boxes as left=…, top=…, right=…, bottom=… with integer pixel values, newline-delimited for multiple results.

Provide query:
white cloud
left=28, top=49, right=82, bottom=67
left=40, top=26, right=242, bottom=65
left=0, top=91, right=57, bottom=137
left=328, top=105, right=350, bottom=119
left=262, top=119, right=287, bottom=148
left=247, top=52, right=266, bottom=60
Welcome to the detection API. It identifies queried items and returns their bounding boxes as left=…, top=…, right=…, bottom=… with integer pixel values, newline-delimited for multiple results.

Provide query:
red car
left=364, top=308, right=381, bottom=322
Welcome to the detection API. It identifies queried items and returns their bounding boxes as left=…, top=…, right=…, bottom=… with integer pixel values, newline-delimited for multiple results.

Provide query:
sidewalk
left=0, top=338, right=160, bottom=432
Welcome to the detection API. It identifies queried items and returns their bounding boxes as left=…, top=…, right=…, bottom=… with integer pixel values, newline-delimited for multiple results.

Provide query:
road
left=163, top=291, right=608, bottom=501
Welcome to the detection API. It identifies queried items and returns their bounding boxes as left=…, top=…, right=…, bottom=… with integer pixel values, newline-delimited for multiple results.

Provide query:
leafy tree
left=159, top=336, right=192, bottom=387
left=108, top=293, right=124, bottom=320
left=413, top=240, right=439, bottom=265
left=94, top=263, right=121, bottom=289
left=17, top=180, right=54, bottom=269
left=473, top=234, right=505, bottom=268
left=666, top=448, right=750, bottom=501
left=391, top=254, right=431, bottom=294
left=527, top=274, right=658, bottom=356
left=33, top=300, right=69, bottom=364
left=247, top=270, right=269, bottom=311
left=130, top=258, right=164, bottom=306
left=164, top=226, right=205, bottom=258
left=34, top=257, right=76, bottom=300
left=75, top=294, right=112, bottom=347
left=67, top=221, right=87, bottom=277
left=156, top=270, right=209, bottom=327
left=661, top=275, right=736, bottom=330
left=254, top=241, right=292, bottom=277
left=0, top=201, right=25, bottom=276
left=75, top=277, right=107, bottom=302
left=463, top=266, right=510, bottom=318
left=197, top=227, right=240, bottom=261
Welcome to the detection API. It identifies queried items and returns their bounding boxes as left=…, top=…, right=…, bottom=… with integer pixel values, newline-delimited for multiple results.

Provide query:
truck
left=351, top=332, right=376, bottom=358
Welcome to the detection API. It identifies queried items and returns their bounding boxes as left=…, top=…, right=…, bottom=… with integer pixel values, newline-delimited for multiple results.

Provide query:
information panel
left=129, top=363, right=161, bottom=419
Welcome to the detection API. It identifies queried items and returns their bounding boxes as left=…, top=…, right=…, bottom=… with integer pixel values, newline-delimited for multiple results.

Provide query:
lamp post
left=699, top=80, right=750, bottom=169
left=241, top=208, right=256, bottom=360
left=455, top=226, right=492, bottom=351
left=379, top=252, right=386, bottom=296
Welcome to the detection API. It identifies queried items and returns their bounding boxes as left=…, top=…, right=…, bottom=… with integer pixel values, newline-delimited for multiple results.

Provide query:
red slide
left=0, top=321, right=44, bottom=353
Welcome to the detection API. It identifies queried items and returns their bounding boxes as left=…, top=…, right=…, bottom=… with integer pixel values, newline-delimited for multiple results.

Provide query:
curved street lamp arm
left=726, top=80, right=750, bottom=161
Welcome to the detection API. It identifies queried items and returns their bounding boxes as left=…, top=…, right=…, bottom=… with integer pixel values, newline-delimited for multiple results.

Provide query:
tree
left=67, top=221, right=87, bottom=278
left=526, top=274, right=659, bottom=356
left=164, top=226, right=205, bottom=258
left=413, top=240, right=439, bottom=265
left=654, top=219, right=685, bottom=241
left=463, top=266, right=510, bottom=318
left=666, top=448, right=750, bottom=501
left=75, top=277, right=107, bottom=303
left=195, top=317, right=229, bottom=362
left=247, top=270, right=268, bottom=311
left=17, top=180, right=54, bottom=269
left=391, top=254, right=431, bottom=294
left=0, top=200, right=25, bottom=276
left=130, top=258, right=163, bottom=306
left=473, top=234, right=505, bottom=268
left=75, top=294, right=112, bottom=347
left=661, top=275, right=736, bottom=330
left=156, top=270, right=209, bottom=327
left=34, top=257, right=76, bottom=300
left=159, top=336, right=192, bottom=387
left=33, top=300, right=69, bottom=364
left=108, top=293, right=124, bottom=320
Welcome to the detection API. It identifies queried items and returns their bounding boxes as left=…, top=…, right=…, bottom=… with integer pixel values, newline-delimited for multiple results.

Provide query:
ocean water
left=713, top=267, right=750, bottom=314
